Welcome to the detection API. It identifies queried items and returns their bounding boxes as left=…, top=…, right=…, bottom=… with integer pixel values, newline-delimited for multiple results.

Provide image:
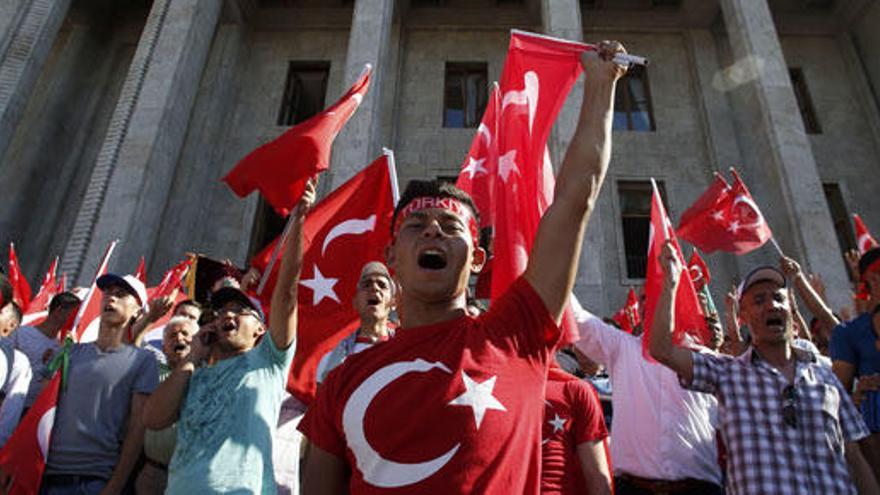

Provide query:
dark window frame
left=789, top=68, right=822, bottom=134
left=443, top=62, right=489, bottom=129
left=276, top=61, right=331, bottom=127
left=618, top=180, right=668, bottom=280
left=822, top=183, right=856, bottom=256
left=613, top=64, right=656, bottom=132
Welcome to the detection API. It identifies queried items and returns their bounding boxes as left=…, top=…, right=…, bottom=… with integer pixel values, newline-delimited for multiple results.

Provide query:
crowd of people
left=0, top=40, right=877, bottom=495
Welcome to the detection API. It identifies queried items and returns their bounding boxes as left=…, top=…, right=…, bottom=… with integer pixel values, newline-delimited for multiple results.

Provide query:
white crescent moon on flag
left=38, top=406, right=57, bottom=459
left=731, top=194, right=765, bottom=230
left=79, top=317, right=100, bottom=343
left=502, top=71, right=539, bottom=133
left=477, top=123, right=492, bottom=145
left=342, top=358, right=461, bottom=488
left=689, top=266, right=704, bottom=284
left=321, top=215, right=377, bottom=256
left=21, top=309, right=48, bottom=326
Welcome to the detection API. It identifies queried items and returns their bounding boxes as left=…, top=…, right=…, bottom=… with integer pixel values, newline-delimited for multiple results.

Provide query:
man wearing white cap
left=40, top=273, right=158, bottom=495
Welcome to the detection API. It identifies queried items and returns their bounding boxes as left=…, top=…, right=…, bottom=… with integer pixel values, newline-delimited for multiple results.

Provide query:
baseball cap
left=210, top=287, right=265, bottom=322
left=859, top=247, right=880, bottom=277
left=736, top=266, right=787, bottom=302
left=97, top=274, right=148, bottom=310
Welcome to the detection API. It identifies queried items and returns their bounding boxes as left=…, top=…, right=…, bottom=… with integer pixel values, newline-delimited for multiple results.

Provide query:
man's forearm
left=794, top=273, right=839, bottom=328
left=270, top=210, right=306, bottom=350
left=846, top=442, right=880, bottom=495
left=143, top=366, right=192, bottom=429
left=106, top=422, right=145, bottom=490
left=648, top=280, right=676, bottom=363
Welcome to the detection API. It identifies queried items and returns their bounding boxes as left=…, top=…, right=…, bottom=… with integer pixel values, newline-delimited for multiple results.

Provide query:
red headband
left=394, top=196, right=479, bottom=245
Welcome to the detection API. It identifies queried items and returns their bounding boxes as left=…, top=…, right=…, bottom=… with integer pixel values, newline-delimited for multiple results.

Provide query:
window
left=277, top=62, right=330, bottom=127
left=789, top=68, right=821, bottom=134
left=823, top=183, right=855, bottom=255
left=613, top=65, right=655, bottom=131
left=444, top=62, right=488, bottom=128
left=581, top=0, right=681, bottom=9
left=619, top=180, right=667, bottom=279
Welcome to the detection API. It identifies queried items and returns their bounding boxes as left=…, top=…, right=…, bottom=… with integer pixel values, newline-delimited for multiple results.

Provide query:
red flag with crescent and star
left=611, top=287, right=640, bottom=334
left=20, top=257, right=60, bottom=327
left=642, top=181, right=710, bottom=358
left=457, top=30, right=590, bottom=344
left=8, top=243, right=32, bottom=310
left=853, top=214, right=878, bottom=255
left=223, top=65, right=372, bottom=216
left=251, top=154, right=396, bottom=404
left=676, top=169, right=772, bottom=254
left=687, top=249, right=711, bottom=292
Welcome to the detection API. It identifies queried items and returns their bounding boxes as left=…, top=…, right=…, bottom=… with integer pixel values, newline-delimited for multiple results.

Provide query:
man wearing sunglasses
left=649, top=241, right=878, bottom=495
left=145, top=182, right=316, bottom=493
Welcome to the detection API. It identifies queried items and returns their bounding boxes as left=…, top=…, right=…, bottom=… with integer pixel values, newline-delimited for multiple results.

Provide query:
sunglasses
left=782, top=384, right=798, bottom=429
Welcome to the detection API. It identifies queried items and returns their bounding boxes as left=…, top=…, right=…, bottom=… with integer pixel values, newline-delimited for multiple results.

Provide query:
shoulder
left=832, top=314, right=871, bottom=340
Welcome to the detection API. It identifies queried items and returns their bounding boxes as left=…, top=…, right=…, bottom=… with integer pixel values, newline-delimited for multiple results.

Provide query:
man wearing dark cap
left=145, top=183, right=316, bottom=493
left=831, top=246, right=880, bottom=483
left=39, top=273, right=158, bottom=494
left=316, top=261, right=396, bottom=383
left=650, top=241, right=878, bottom=494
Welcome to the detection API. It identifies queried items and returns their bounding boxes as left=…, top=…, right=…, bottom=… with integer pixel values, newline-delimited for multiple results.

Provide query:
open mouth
left=173, top=343, right=188, bottom=353
left=418, top=249, right=447, bottom=270
left=219, top=321, right=237, bottom=333
left=367, top=296, right=380, bottom=306
left=766, top=316, right=785, bottom=329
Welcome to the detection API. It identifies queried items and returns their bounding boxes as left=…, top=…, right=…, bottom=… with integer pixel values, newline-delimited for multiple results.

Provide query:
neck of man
left=754, top=339, right=795, bottom=379
left=399, top=292, right=468, bottom=329
left=359, top=318, right=390, bottom=341
left=36, top=319, right=61, bottom=340
left=95, top=321, right=126, bottom=351
left=211, top=344, right=250, bottom=362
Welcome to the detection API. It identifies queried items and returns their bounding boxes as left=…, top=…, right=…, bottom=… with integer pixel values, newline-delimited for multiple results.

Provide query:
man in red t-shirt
left=542, top=365, right=611, bottom=494
left=298, top=41, right=628, bottom=495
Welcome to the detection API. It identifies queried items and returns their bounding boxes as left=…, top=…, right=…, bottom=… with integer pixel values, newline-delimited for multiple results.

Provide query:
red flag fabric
left=611, top=288, right=640, bottom=334
left=134, top=257, right=147, bottom=284
left=642, top=182, right=710, bottom=357
left=251, top=154, right=395, bottom=403
left=676, top=170, right=772, bottom=254
left=69, top=241, right=117, bottom=343
left=20, top=258, right=60, bottom=327
left=853, top=214, right=878, bottom=255
left=0, top=370, right=60, bottom=494
left=223, top=65, right=373, bottom=216
left=687, top=249, right=711, bottom=292
left=458, top=30, right=591, bottom=344
left=8, top=244, right=32, bottom=310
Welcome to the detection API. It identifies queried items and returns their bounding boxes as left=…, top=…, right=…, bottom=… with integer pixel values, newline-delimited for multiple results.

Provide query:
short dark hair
left=391, top=180, right=481, bottom=236
left=859, top=247, right=880, bottom=277
left=49, top=291, right=80, bottom=314
left=174, top=299, right=203, bottom=313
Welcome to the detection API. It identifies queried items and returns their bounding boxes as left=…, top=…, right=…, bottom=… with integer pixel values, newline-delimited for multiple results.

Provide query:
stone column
left=329, top=0, right=394, bottom=189
left=0, top=0, right=73, bottom=160
left=61, top=0, right=222, bottom=282
left=720, top=0, right=850, bottom=309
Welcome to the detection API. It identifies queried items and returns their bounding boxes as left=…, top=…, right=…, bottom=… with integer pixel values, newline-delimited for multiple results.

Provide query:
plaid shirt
left=686, top=346, right=869, bottom=495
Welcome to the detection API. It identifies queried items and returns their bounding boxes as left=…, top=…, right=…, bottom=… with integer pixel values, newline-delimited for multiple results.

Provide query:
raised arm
left=269, top=179, right=316, bottom=350
left=779, top=256, right=839, bottom=330
left=648, top=241, right=695, bottom=383
left=128, top=293, right=175, bottom=346
left=524, top=41, right=627, bottom=321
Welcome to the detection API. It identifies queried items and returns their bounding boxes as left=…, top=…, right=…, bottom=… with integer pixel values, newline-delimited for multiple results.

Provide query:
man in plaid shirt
left=649, top=241, right=879, bottom=495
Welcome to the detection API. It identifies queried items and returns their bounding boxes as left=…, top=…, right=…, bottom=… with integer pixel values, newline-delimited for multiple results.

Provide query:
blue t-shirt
left=830, top=313, right=880, bottom=376
left=166, top=336, right=294, bottom=494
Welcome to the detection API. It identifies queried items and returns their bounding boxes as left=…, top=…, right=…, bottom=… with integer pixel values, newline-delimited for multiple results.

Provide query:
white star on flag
left=727, top=220, right=740, bottom=234
left=498, top=150, right=520, bottom=183
left=462, top=157, right=488, bottom=179
left=299, top=264, right=340, bottom=306
left=711, top=210, right=724, bottom=222
left=548, top=413, right=566, bottom=433
left=448, top=371, right=506, bottom=429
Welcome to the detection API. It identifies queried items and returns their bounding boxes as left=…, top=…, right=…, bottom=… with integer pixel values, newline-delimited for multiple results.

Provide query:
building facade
left=1, top=0, right=878, bottom=316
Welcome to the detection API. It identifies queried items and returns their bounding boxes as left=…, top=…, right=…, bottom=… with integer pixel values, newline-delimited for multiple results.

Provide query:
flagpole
left=383, top=147, right=400, bottom=205
left=508, top=28, right=648, bottom=66
left=768, top=236, right=785, bottom=259
left=256, top=215, right=298, bottom=296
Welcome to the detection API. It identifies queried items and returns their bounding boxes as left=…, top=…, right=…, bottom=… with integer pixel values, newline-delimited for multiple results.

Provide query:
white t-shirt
left=0, top=343, right=32, bottom=447
left=9, top=326, right=60, bottom=407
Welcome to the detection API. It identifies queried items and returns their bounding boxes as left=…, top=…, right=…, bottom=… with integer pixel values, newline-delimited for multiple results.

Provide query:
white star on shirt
left=498, top=150, right=520, bottom=183
left=448, top=371, right=507, bottom=429
left=548, top=413, right=566, bottom=433
left=462, top=157, right=488, bottom=179
left=727, top=220, right=740, bottom=234
left=299, top=264, right=340, bottom=306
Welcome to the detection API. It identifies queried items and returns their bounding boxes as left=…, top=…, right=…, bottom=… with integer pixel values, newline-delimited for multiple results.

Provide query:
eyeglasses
left=782, top=384, right=798, bottom=429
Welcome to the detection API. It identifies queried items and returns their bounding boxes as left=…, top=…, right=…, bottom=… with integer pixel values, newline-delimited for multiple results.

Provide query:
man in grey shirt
left=41, top=274, right=158, bottom=495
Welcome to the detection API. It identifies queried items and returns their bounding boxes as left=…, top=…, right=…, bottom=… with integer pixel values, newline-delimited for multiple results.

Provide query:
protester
left=40, top=273, right=158, bottom=494
left=830, top=247, right=880, bottom=484
left=541, top=362, right=611, bottom=494
left=571, top=295, right=722, bottom=494
left=9, top=291, right=79, bottom=407
left=316, top=261, right=396, bottom=384
left=144, top=180, right=316, bottom=493
left=0, top=337, right=32, bottom=447
left=0, top=302, right=21, bottom=337
left=298, top=41, right=626, bottom=494
left=649, top=242, right=878, bottom=494
left=135, top=316, right=199, bottom=495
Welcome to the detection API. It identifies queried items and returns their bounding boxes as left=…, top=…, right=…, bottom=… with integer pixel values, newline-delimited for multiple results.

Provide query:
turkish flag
left=223, top=65, right=372, bottom=216
left=853, top=214, right=878, bottom=255
left=136, top=259, right=193, bottom=344
left=676, top=170, right=772, bottom=254
left=611, top=287, right=640, bottom=334
left=687, top=249, right=711, bottom=292
left=8, top=243, right=32, bottom=310
left=20, top=258, right=60, bottom=327
left=134, top=256, right=147, bottom=285
left=642, top=183, right=710, bottom=357
left=0, top=369, right=60, bottom=494
left=251, top=154, right=396, bottom=403
left=456, top=83, right=499, bottom=229
left=69, top=241, right=117, bottom=343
